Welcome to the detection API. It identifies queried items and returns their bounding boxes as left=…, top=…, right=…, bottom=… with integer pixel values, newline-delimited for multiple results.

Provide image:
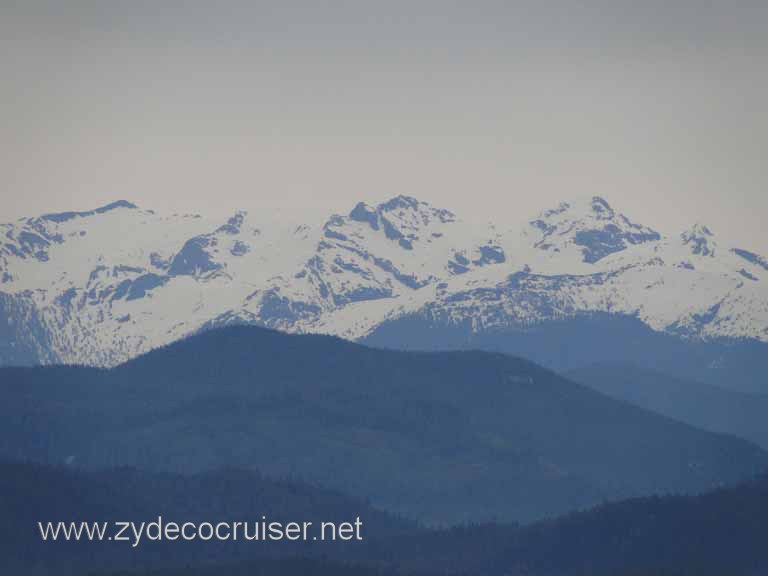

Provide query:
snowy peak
left=681, top=223, right=717, bottom=257
left=166, top=221, right=226, bottom=277
left=529, top=196, right=661, bottom=263
left=309, top=196, right=490, bottom=300
left=0, top=200, right=138, bottom=273
left=346, top=195, right=456, bottom=250
left=238, top=196, right=506, bottom=327
left=0, top=218, right=63, bottom=267
left=166, top=211, right=260, bottom=278
left=377, top=194, right=456, bottom=227
left=328, top=195, right=502, bottom=278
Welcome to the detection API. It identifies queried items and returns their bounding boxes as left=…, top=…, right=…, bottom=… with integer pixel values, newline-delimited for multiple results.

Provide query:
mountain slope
left=2, top=326, right=766, bottom=525
left=363, top=311, right=768, bottom=392
left=566, top=363, right=768, bottom=449
left=1, top=196, right=766, bottom=390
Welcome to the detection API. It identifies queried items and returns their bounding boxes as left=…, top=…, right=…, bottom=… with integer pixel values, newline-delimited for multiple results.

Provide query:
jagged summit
left=682, top=223, right=717, bottom=257
left=286, top=195, right=498, bottom=311
left=380, top=194, right=421, bottom=211
left=347, top=196, right=455, bottom=237
left=349, top=201, right=378, bottom=226
left=589, top=195, right=615, bottom=216
left=529, top=196, right=661, bottom=263
left=327, top=196, right=457, bottom=252
left=215, top=211, right=248, bottom=235
left=689, top=223, right=714, bottom=236
left=535, top=196, right=615, bottom=221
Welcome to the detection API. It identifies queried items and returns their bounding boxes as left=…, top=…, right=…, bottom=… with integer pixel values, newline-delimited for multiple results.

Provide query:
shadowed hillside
left=568, top=363, right=768, bottom=449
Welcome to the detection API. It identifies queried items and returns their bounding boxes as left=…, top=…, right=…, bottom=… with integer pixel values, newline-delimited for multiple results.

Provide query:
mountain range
left=2, top=196, right=766, bottom=389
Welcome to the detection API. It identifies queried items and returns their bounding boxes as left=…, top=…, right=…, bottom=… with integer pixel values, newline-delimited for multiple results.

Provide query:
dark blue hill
left=362, top=312, right=768, bottom=393
left=568, top=363, right=768, bottom=449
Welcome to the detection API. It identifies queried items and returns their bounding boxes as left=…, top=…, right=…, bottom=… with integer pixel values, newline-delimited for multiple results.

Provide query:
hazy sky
left=2, top=1, right=766, bottom=250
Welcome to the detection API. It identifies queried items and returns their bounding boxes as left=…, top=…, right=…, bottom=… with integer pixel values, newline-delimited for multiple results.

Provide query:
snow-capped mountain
left=1, top=196, right=766, bottom=377
left=381, top=197, right=768, bottom=343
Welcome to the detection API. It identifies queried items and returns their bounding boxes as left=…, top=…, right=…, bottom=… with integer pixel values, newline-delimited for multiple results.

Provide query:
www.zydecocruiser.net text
left=38, top=516, right=364, bottom=548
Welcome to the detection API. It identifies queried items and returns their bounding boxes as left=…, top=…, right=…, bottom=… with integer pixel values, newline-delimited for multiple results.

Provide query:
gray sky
left=2, top=1, right=766, bottom=251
